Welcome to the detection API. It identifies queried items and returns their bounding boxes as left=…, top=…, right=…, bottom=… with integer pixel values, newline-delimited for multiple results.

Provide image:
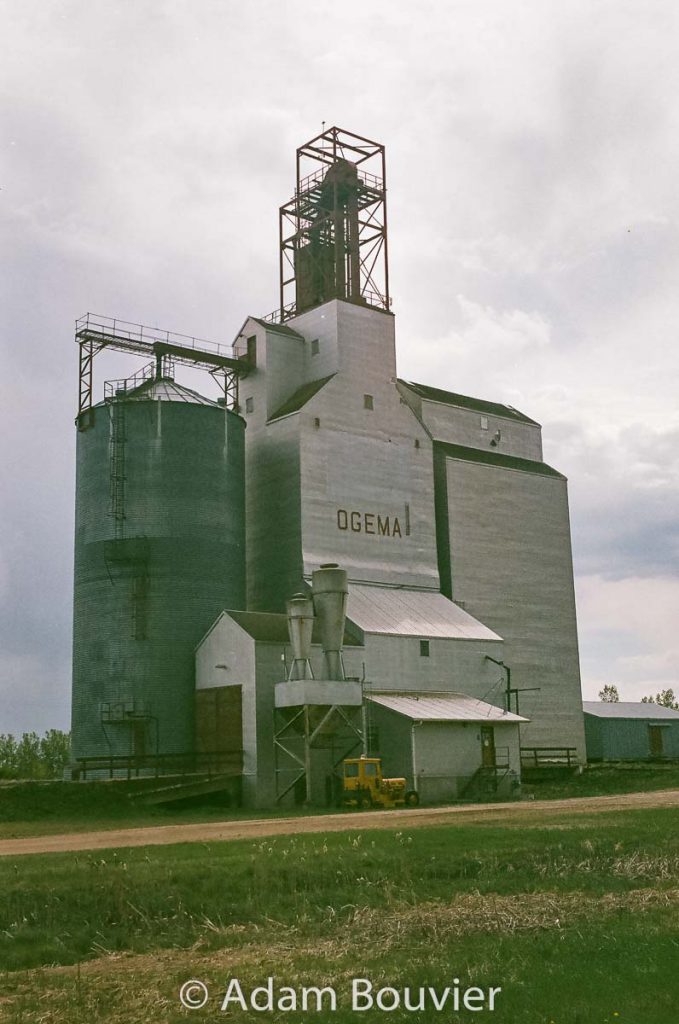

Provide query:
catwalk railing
left=520, top=747, right=578, bottom=768
left=73, top=750, right=243, bottom=781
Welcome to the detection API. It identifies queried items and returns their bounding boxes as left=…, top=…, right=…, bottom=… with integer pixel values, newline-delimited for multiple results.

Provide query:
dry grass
left=3, top=888, right=678, bottom=1023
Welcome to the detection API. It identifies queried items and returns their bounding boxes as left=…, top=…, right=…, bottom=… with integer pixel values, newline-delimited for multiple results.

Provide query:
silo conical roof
left=99, top=378, right=222, bottom=407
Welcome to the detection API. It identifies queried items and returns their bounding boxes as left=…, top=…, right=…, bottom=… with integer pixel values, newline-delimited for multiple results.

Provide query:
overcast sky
left=2, top=0, right=678, bottom=735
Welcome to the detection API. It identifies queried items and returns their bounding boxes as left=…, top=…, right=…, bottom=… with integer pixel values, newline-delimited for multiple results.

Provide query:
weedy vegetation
left=0, top=807, right=678, bottom=1023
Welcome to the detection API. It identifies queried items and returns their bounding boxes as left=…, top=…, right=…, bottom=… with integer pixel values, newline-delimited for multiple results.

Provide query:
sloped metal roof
left=367, top=692, right=527, bottom=723
left=434, top=441, right=565, bottom=480
left=347, top=584, right=502, bottom=641
left=232, top=315, right=305, bottom=345
left=125, top=379, right=221, bottom=406
left=269, top=374, right=335, bottom=421
left=398, top=379, right=539, bottom=426
left=225, top=609, right=363, bottom=647
left=583, top=701, right=679, bottom=720
left=249, top=317, right=304, bottom=339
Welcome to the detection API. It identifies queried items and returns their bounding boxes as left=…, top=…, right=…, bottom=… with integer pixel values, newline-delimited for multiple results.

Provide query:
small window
left=311, top=338, right=319, bottom=355
left=419, top=639, right=430, bottom=657
left=480, top=416, right=488, bottom=430
left=364, top=394, right=374, bottom=410
left=245, top=397, right=254, bottom=414
left=246, top=335, right=257, bottom=366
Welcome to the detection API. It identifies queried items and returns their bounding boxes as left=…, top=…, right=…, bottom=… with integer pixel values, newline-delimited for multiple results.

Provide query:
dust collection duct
left=285, top=593, right=315, bottom=680
left=275, top=563, right=362, bottom=806
left=311, top=563, right=349, bottom=680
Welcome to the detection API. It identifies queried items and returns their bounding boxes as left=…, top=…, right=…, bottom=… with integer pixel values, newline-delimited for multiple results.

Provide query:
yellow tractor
left=342, top=756, right=419, bottom=809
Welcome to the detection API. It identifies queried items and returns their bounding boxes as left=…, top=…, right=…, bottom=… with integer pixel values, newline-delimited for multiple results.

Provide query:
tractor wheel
left=405, top=790, right=420, bottom=808
left=358, top=791, right=372, bottom=809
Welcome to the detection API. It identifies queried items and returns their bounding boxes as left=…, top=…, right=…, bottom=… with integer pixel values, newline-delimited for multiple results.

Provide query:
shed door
left=195, top=685, right=243, bottom=768
left=480, top=726, right=496, bottom=767
left=648, top=725, right=664, bottom=756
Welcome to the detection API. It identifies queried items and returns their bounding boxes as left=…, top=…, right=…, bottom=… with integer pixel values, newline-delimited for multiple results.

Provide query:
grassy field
left=0, top=781, right=306, bottom=839
left=1, top=805, right=678, bottom=1023
left=522, top=762, right=679, bottom=800
left=3, top=764, right=679, bottom=840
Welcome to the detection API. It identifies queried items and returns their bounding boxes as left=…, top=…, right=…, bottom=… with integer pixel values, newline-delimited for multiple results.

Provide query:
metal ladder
left=109, top=399, right=126, bottom=537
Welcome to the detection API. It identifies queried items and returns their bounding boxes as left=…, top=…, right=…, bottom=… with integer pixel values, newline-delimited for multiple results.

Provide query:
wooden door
left=195, top=685, right=243, bottom=767
left=480, top=726, right=496, bottom=767
left=648, top=725, right=664, bottom=757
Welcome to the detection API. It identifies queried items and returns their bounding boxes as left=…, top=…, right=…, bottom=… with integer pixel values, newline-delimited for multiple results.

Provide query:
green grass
left=524, top=762, right=679, bottom=800
left=0, top=781, right=311, bottom=839
left=2, top=764, right=679, bottom=840
left=1, top=807, right=679, bottom=1022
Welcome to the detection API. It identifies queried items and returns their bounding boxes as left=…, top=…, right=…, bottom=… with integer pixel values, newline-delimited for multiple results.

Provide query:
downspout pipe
left=411, top=720, right=423, bottom=793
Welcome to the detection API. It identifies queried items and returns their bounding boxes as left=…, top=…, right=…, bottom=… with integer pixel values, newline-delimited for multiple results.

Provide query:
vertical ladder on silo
left=109, top=398, right=126, bottom=538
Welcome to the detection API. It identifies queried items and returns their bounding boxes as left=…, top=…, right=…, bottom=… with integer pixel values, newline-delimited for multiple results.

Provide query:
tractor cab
left=342, top=756, right=419, bottom=809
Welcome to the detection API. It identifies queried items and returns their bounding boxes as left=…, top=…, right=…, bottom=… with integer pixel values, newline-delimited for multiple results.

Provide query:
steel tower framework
left=277, top=126, right=390, bottom=322
left=75, top=313, right=248, bottom=430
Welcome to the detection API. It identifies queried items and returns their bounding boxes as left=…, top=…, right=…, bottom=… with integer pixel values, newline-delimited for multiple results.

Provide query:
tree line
left=598, top=684, right=678, bottom=709
left=0, top=730, right=71, bottom=780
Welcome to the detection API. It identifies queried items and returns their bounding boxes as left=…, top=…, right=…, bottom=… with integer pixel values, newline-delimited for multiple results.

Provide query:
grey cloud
left=2, top=0, right=679, bottom=732
left=554, top=422, right=679, bottom=579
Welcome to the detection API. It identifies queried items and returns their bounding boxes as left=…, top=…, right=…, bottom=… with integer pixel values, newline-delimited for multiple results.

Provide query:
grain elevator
left=71, top=127, right=585, bottom=804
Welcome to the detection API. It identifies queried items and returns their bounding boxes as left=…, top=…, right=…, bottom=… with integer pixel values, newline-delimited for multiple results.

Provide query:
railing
left=76, top=313, right=232, bottom=359
left=104, top=362, right=155, bottom=399
left=521, top=747, right=578, bottom=768
left=73, top=750, right=243, bottom=781
left=100, top=699, right=152, bottom=723
left=297, top=165, right=383, bottom=195
left=260, top=303, right=298, bottom=325
left=460, top=763, right=514, bottom=800
left=262, top=289, right=390, bottom=326
left=493, top=746, right=510, bottom=768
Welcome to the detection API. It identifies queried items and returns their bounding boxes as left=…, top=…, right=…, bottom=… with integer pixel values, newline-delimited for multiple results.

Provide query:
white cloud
left=577, top=574, right=679, bottom=701
left=2, top=0, right=678, bottom=731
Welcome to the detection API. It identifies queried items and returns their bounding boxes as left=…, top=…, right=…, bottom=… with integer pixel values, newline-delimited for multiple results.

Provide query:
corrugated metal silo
left=71, top=377, right=245, bottom=763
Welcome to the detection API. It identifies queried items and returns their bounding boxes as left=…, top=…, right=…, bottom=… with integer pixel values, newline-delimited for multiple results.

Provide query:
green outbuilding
left=583, top=702, right=679, bottom=761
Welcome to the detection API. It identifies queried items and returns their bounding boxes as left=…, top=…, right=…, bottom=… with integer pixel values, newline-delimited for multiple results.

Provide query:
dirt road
left=2, top=788, right=678, bottom=858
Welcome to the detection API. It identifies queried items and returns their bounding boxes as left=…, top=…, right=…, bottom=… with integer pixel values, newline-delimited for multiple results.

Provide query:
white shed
left=366, top=692, right=528, bottom=803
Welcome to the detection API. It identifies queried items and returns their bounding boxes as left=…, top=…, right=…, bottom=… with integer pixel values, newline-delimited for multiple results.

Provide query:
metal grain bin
left=71, top=378, right=245, bottom=762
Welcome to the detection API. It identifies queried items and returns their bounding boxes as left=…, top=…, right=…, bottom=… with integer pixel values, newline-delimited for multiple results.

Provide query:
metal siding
left=600, top=719, right=679, bottom=760
left=359, top=633, right=505, bottom=699
left=415, top=398, right=544, bottom=461
left=246, top=302, right=440, bottom=606
left=442, top=458, right=586, bottom=759
left=368, top=702, right=413, bottom=781
left=584, top=714, right=604, bottom=760
left=246, top=415, right=303, bottom=611
left=416, top=721, right=481, bottom=800
left=72, top=397, right=245, bottom=759
left=296, top=305, right=439, bottom=588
